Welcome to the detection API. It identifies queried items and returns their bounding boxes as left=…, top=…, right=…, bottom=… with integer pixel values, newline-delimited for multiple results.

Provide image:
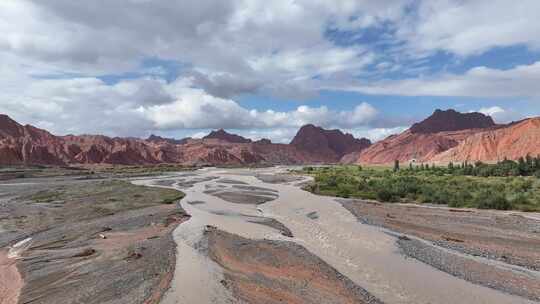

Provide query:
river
left=133, top=167, right=535, bottom=304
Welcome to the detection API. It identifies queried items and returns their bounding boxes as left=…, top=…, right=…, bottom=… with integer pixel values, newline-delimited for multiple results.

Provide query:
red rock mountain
left=254, top=138, right=272, bottom=145
left=357, top=109, right=540, bottom=164
left=432, top=118, right=540, bottom=162
left=5, top=110, right=538, bottom=167
left=146, top=134, right=189, bottom=145
left=410, top=109, right=496, bottom=133
left=203, top=129, right=252, bottom=143
left=356, top=129, right=478, bottom=164
left=357, top=109, right=499, bottom=164
left=0, top=114, right=67, bottom=165
left=0, top=115, right=356, bottom=166
left=290, top=124, right=371, bottom=162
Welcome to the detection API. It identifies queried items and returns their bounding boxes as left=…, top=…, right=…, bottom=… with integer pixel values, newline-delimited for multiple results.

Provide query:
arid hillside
left=432, top=117, right=540, bottom=162
left=357, top=109, right=540, bottom=164
left=0, top=114, right=370, bottom=166
left=291, top=124, right=371, bottom=161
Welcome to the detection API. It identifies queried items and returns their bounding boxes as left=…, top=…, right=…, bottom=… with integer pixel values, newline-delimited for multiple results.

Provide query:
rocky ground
left=204, top=228, right=382, bottom=304
left=339, top=199, right=540, bottom=301
left=0, top=176, right=188, bottom=304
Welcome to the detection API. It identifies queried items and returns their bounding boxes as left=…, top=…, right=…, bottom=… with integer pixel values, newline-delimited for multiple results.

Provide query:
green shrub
left=326, top=175, right=338, bottom=187
left=475, top=191, right=512, bottom=210
left=520, top=205, right=537, bottom=212
left=511, top=193, right=530, bottom=206
left=433, top=190, right=451, bottom=205
left=336, top=184, right=352, bottom=198
left=300, top=165, right=539, bottom=211
left=376, top=188, right=394, bottom=202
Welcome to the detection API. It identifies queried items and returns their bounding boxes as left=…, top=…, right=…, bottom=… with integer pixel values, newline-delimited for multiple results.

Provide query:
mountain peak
left=203, top=129, right=252, bottom=143
left=0, top=114, right=25, bottom=138
left=291, top=124, right=371, bottom=159
left=0, top=114, right=19, bottom=126
left=254, top=138, right=272, bottom=145
left=410, top=109, right=496, bottom=134
left=146, top=134, right=189, bottom=145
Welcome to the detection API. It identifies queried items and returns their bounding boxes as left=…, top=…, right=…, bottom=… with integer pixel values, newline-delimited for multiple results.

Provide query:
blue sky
left=1, top=1, right=540, bottom=143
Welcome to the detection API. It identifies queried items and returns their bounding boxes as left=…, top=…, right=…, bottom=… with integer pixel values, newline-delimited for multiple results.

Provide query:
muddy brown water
left=134, top=167, right=536, bottom=304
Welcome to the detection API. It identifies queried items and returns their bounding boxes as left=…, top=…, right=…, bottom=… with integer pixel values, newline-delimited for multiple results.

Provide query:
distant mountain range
left=0, top=114, right=370, bottom=166
left=1, top=109, right=539, bottom=166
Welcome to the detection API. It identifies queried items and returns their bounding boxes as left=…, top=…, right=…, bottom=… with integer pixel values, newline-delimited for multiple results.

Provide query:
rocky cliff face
left=432, top=118, right=540, bottom=162
left=0, top=115, right=342, bottom=166
left=290, top=124, right=371, bottom=162
left=357, top=109, right=501, bottom=164
left=410, top=109, right=496, bottom=134
left=4, top=110, right=538, bottom=167
left=0, top=115, right=68, bottom=165
left=356, top=129, right=474, bottom=164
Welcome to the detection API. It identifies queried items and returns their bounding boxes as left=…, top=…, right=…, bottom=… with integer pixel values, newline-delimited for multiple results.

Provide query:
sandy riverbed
left=137, top=167, right=538, bottom=304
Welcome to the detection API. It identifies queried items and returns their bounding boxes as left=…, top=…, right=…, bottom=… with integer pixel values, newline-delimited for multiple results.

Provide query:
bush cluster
left=301, top=164, right=540, bottom=212
left=409, top=155, right=540, bottom=177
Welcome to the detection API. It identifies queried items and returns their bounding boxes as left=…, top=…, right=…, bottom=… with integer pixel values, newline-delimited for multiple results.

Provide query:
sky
left=1, top=0, right=540, bottom=143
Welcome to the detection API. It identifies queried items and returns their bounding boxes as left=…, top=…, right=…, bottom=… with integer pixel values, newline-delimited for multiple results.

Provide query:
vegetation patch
left=299, top=164, right=540, bottom=211
left=93, top=164, right=196, bottom=176
left=30, top=190, right=64, bottom=203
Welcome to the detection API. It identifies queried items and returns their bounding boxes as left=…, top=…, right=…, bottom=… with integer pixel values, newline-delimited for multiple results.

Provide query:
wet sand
left=138, top=167, right=537, bottom=304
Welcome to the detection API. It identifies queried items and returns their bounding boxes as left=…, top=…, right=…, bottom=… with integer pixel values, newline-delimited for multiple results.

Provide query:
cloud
left=142, top=79, right=380, bottom=130
left=0, top=73, right=387, bottom=138
left=335, top=61, right=540, bottom=98
left=1, top=0, right=540, bottom=143
left=0, top=76, right=161, bottom=136
left=0, top=0, right=407, bottom=98
left=478, top=106, right=505, bottom=117
left=477, top=106, right=525, bottom=124
left=231, top=128, right=300, bottom=144
left=397, top=0, right=540, bottom=57
left=2, top=1, right=540, bottom=101
left=347, top=126, right=408, bottom=142
left=187, top=71, right=262, bottom=99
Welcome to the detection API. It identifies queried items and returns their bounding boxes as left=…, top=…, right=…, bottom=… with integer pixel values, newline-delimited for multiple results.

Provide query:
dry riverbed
left=140, top=167, right=537, bottom=304
left=205, top=227, right=381, bottom=304
left=0, top=176, right=188, bottom=304
left=339, top=199, right=540, bottom=301
left=2, top=167, right=539, bottom=304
